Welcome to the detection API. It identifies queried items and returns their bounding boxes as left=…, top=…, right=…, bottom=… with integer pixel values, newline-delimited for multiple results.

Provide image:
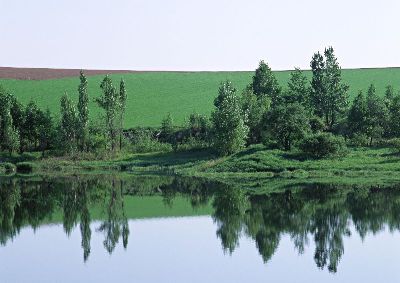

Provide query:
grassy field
left=0, top=68, right=400, bottom=128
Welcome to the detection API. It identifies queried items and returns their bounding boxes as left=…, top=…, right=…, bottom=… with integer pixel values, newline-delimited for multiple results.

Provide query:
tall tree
left=118, top=79, right=127, bottom=150
left=384, top=85, right=395, bottom=109
left=21, top=100, right=41, bottom=151
left=252, top=60, right=281, bottom=104
left=388, top=94, right=400, bottom=137
left=77, top=70, right=89, bottom=151
left=365, top=84, right=387, bottom=145
left=38, top=108, right=54, bottom=157
left=96, top=75, right=120, bottom=151
left=160, top=113, right=174, bottom=143
left=310, top=47, right=349, bottom=131
left=0, top=92, right=19, bottom=154
left=347, top=91, right=367, bottom=137
left=60, top=93, right=78, bottom=152
left=310, top=52, right=326, bottom=117
left=212, top=81, right=249, bottom=156
left=284, top=68, right=310, bottom=108
left=9, top=96, right=25, bottom=139
left=241, top=85, right=270, bottom=144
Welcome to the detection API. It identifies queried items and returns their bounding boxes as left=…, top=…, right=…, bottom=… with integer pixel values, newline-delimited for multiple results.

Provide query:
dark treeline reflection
left=0, top=175, right=218, bottom=262
left=212, top=184, right=400, bottom=273
left=1, top=176, right=400, bottom=272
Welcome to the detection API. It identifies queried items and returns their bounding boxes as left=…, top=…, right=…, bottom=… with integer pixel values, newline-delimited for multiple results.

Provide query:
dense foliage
left=299, top=133, right=347, bottom=158
left=212, top=81, right=249, bottom=155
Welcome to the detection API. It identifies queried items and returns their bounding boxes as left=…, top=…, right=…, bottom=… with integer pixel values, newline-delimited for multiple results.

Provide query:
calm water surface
left=1, top=176, right=400, bottom=282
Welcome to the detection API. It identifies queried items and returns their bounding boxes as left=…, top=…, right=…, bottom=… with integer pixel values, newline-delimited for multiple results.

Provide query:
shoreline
left=2, top=145, right=400, bottom=187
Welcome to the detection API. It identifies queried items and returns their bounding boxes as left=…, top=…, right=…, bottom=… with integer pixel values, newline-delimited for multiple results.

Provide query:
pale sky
left=1, top=0, right=400, bottom=71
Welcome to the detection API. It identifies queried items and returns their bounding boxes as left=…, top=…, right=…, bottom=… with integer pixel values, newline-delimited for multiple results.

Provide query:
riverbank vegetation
left=1, top=47, right=400, bottom=179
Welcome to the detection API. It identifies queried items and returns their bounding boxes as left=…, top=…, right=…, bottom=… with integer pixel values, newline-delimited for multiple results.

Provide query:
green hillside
left=1, top=68, right=400, bottom=128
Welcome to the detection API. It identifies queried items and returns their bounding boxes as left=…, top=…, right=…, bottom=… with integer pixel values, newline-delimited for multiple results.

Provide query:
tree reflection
left=212, top=185, right=248, bottom=254
left=212, top=184, right=400, bottom=273
left=3, top=176, right=400, bottom=272
left=97, top=180, right=129, bottom=254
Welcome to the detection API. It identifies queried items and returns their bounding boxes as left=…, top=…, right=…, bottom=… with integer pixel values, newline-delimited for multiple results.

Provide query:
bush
left=309, top=116, right=326, bottom=133
left=0, top=162, right=16, bottom=174
left=187, top=113, right=211, bottom=141
left=175, top=136, right=210, bottom=152
left=348, top=133, right=369, bottom=147
left=16, top=162, right=37, bottom=174
left=300, top=133, right=347, bottom=158
left=387, top=138, right=400, bottom=152
left=130, top=129, right=171, bottom=153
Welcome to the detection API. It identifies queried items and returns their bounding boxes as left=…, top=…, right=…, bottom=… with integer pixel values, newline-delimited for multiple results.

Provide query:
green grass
left=1, top=68, right=400, bottom=127
left=200, top=144, right=400, bottom=175
left=6, top=145, right=400, bottom=185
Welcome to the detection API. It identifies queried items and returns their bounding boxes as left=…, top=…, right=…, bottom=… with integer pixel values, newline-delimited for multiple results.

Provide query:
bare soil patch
left=0, top=67, right=140, bottom=80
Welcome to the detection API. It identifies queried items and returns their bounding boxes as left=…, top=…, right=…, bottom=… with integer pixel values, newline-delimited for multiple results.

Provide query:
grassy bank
left=1, top=68, right=399, bottom=127
left=2, top=145, right=400, bottom=185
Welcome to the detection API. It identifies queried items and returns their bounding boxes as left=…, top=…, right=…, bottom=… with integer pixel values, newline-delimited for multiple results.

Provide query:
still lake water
left=1, top=175, right=400, bottom=282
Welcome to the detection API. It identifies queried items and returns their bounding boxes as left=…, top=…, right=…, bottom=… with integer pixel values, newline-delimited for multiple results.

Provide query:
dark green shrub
left=187, top=113, right=212, bottom=141
left=0, top=162, right=16, bottom=174
left=348, top=133, right=369, bottom=147
left=300, top=133, right=347, bottom=158
left=130, top=129, right=171, bottom=153
left=16, top=162, right=37, bottom=174
left=175, top=136, right=210, bottom=151
left=387, top=138, right=400, bottom=152
left=309, top=116, right=326, bottom=133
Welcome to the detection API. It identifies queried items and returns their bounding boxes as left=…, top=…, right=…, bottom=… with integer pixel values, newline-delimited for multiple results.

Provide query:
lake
left=1, top=175, right=400, bottom=282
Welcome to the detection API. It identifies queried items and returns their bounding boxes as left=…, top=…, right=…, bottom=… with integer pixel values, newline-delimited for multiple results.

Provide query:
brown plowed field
left=0, top=67, right=138, bottom=80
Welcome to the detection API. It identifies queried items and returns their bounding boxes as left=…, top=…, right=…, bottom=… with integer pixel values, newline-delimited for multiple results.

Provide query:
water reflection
left=1, top=176, right=400, bottom=273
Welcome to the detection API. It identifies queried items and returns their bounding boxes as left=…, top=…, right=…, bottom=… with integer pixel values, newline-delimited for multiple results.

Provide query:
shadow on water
left=1, top=175, right=400, bottom=273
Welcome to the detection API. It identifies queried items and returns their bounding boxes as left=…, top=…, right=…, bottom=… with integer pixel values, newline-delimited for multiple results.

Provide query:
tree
left=263, top=103, right=310, bottom=150
left=38, top=108, right=54, bottom=157
left=387, top=94, right=400, bottom=137
left=310, top=47, right=349, bottom=131
left=284, top=68, right=310, bottom=108
left=252, top=60, right=281, bottom=104
left=0, top=93, right=19, bottom=154
left=160, top=113, right=174, bottom=143
left=310, top=52, right=325, bottom=117
left=365, top=84, right=387, bottom=145
left=118, top=79, right=127, bottom=150
left=347, top=91, right=367, bottom=137
left=21, top=100, right=41, bottom=151
left=77, top=70, right=89, bottom=151
left=187, top=112, right=210, bottom=141
left=60, top=93, right=78, bottom=152
left=384, top=85, right=395, bottom=109
left=7, top=126, right=20, bottom=155
left=9, top=96, right=25, bottom=137
left=96, top=75, right=120, bottom=151
left=212, top=81, right=249, bottom=156
left=241, top=85, right=270, bottom=144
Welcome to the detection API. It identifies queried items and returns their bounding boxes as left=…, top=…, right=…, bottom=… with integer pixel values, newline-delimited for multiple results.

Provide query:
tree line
left=212, top=47, right=400, bottom=156
left=0, top=71, right=127, bottom=156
